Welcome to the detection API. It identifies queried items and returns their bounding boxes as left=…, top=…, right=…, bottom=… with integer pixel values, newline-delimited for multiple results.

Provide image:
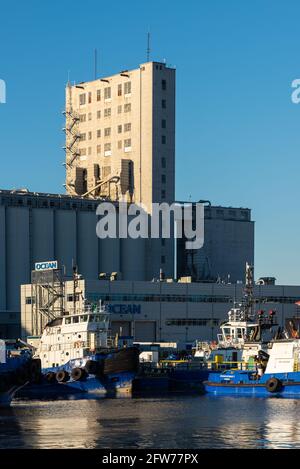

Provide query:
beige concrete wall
left=65, top=62, right=175, bottom=213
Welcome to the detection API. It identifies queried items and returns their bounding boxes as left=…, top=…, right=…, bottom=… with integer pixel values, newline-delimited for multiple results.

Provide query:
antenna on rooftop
left=147, top=31, right=151, bottom=62
left=94, top=48, right=98, bottom=79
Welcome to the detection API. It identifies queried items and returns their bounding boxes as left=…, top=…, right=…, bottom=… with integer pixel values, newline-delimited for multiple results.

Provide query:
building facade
left=177, top=205, right=254, bottom=283
left=65, top=61, right=176, bottom=212
left=21, top=278, right=300, bottom=348
left=0, top=190, right=256, bottom=338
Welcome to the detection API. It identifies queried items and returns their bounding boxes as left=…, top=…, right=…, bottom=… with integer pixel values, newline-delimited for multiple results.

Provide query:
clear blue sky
left=0, top=0, right=300, bottom=284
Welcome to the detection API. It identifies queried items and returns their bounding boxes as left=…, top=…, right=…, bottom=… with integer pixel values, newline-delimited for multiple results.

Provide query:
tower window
left=124, top=82, right=131, bottom=95
left=162, top=99, right=166, bottom=109
left=104, top=87, right=111, bottom=100
left=79, top=94, right=86, bottom=106
left=162, top=119, right=166, bottom=129
left=162, top=79, right=167, bottom=90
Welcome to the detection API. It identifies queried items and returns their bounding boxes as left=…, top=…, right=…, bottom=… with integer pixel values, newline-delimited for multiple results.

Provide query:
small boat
left=18, top=301, right=140, bottom=399
left=0, top=339, right=41, bottom=406
left=204, top=321, right=300, bottom=397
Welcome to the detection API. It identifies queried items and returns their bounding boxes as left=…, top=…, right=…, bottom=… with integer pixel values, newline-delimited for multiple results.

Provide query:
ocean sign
left=108, top=304, right=141, bottom=315
left=35, top=260, right=58, bottom=271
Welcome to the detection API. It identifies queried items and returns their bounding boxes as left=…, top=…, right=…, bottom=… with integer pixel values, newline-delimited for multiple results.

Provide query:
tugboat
left=203, top=316, right=300, bottom=397
left=193, top=264, right=279, bottom=369
left=0, top=339, right=41, bottom=406
left=18, top=301, right=140, bottom=398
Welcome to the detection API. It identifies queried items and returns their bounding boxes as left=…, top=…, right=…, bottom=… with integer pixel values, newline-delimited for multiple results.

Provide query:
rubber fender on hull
left=45, top=371, right=56, bottom=383
left=71, top=367, right=87, bottom=381
left=265, top=377, right=282, bottom=393
left=56, top=370, right=70, bottom=383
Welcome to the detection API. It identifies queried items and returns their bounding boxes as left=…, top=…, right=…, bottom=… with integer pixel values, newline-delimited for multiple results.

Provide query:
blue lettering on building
left=35, top=261, right=58, bottom=271
left=108, top=304, right=141, bottom=315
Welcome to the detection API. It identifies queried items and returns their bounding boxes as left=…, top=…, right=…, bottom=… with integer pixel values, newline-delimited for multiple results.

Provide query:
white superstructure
left=35, top=302, right=110, bottom=369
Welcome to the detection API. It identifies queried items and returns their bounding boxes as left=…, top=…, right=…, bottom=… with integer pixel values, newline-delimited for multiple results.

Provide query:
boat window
left=73, top=316, right=79, bottom=323
left=237, top=328, right=243, bottom=338
left=65, top=317, right=72, bottom=325
left=80, top=315, right=88, bottom=322
left=223, top=328, right=231, bottom=336
left=89, top=315, right=94, bottom=322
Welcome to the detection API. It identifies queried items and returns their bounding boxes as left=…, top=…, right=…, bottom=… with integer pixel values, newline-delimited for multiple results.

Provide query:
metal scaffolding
left=31, top=268, right=65, bottom=336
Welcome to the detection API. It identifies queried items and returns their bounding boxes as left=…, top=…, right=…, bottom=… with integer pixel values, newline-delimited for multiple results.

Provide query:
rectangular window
left=118, top=84, right=122, bottom=96
left=104, top=143, right=111, bottom=156
left=161, top=157, right=166, bottom=168
left=104, top=108, right=111, bottom=117
left=162, top=99, right=166, bottom=109
left=79, top=148, right=86, bottom=156
left=80, top=133, right=86, bottom=141
left=118, top=105, right=122, bottom=114
left=104, top=127, right=111, bottom=137
left=162, top=79, right=167, bottom=90
left=97, top=144, right=101, bottom=154
left=97, top=129, right=101, bottom=138
left=88, top=131, right=92, bottom=140
left=118, top=125, right=122, bottom=134
left=88, top=92, right=92, bottom=104
left=97, top=110, right=101, bottom=119
left=124, top=81, right=131, bottom=95
left=104, top=87, right=111, bottom=100
left=79, top=114, right=86, bottom=122
left=161, top=189, right=166, bottom=199
left=162, top=135, right=166, bottom=144
left=88, top=112, right=92, bottom=121
left=162, top=119, right=166, bottom=129
left=124, top=138, right=131, bottom=151
left=79, top=94, right=86, bottom=105
left=161, top=255, right=166, bottom=264
left=118, top=140, right=122, bottom=149
left=124, top=122, right=131, bottom=132
left=97, top=89, right=101, bottom=101
left=162, top=174, right=166, bottom=184
left=124, top=103, right=131, bottom=113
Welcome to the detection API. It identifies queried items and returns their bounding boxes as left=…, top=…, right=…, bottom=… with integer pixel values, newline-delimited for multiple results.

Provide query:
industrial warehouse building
left=0, top=189, right=254, bottom=338
left=21, top=277, right=300, bottom=348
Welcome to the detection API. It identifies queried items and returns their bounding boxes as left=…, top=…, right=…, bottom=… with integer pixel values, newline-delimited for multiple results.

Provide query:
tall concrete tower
left=64, top=62, right=176, bottom=213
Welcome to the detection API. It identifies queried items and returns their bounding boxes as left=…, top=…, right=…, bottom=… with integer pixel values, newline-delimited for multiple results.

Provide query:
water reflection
left=1, top=396, right=300, bottom=448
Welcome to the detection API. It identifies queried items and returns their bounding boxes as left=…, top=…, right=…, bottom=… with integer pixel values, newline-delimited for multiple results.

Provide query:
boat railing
left=208, top=361, right=256, bottom=371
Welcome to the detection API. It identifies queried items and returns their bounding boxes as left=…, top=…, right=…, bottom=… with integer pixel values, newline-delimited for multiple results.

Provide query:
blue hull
left=18, top=372, right=135, bottom=399
left=204, top=371, right=300, bottom=397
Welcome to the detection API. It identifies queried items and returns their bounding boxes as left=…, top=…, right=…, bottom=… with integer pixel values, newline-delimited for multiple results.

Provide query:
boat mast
left=244, top=262, right=254, bottom=320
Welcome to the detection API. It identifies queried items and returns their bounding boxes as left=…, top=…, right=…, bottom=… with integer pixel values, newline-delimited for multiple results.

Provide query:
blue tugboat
left=0, top=339, right=41, bottom=406
left=18, top=302, right=140, bottom=399
left=204, top=318, right=300, bottom=397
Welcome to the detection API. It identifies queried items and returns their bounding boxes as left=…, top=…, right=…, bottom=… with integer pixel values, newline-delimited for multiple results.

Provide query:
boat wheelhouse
left=36, top=302, right=110, bottom=369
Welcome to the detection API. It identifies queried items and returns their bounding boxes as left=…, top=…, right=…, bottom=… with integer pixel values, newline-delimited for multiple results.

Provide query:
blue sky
left=0, top=0, right=300, bottom=284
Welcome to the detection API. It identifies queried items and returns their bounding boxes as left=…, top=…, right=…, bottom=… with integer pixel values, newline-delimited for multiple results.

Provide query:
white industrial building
left=21, top=277, right=300, bottom=349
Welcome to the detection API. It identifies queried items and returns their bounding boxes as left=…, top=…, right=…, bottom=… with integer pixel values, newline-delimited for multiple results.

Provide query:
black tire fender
left=265, top=377, right=282, bottom=393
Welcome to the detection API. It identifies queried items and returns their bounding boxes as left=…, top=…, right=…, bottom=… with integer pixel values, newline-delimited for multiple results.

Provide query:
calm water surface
left=1, top=396, right=300, bottom=449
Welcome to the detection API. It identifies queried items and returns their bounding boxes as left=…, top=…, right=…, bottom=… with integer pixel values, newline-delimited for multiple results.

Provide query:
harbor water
left=1, top=396, right=300, bottom=449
